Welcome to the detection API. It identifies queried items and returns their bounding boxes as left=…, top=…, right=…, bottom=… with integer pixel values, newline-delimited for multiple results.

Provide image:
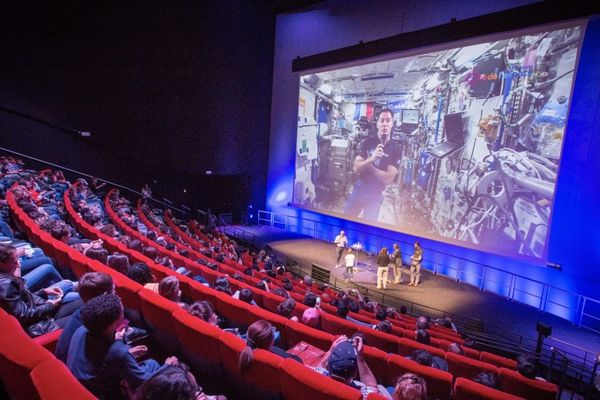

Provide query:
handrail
left=0, top=146, right=186, bottom=214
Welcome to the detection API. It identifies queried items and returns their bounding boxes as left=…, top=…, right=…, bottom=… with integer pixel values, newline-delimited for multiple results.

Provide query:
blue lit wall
left=267, top=0, right=600, bottom=317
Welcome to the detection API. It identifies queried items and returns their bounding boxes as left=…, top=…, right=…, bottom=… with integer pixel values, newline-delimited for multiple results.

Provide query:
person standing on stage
left=344, top=248, right=356, bottom=282
left=343, top=109, right=402, bottom=221
left=334, top=230, right=348, bottom=268
left=409, top=242, right=423, bottom=286
left=391, top=243, right=403, bottom=284
left=376, top=247, right=390, bottom=290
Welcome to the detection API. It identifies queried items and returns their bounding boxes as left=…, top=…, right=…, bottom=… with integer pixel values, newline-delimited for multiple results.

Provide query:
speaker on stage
left=311, top=263, right=330, bottom=284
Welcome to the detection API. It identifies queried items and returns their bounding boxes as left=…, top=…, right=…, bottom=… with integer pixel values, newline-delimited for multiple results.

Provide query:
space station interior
left=294, top=25, right=581, bottom=259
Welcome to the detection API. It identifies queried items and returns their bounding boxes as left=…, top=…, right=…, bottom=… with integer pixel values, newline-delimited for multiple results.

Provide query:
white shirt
left=344, top=253, right=356, bottom=267
left=334, top=234, right=348, bottom=248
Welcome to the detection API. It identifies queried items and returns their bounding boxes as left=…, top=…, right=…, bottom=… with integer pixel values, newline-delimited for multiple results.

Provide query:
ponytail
left=238, top=320, right=273, bottom=375
left=239, top=345, right=254, bottom=375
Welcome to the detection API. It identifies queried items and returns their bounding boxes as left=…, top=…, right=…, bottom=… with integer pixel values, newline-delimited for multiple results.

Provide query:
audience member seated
left=446, top=342, right=464, bottom=355
left=127, top=262, right=158, bottom=292
left=313, top=335, right=386, bottom=399
left=56, top=272, right=115, bottom=362
left=392, top=373, right=428, bottom=400
left=367, top=307, right=382, bottom=321
left=1, top=243, right=66, bottom=291
left=214, top=276, right=233, bottom=296
left=276, top=298, right=298, bottom=322
left=435, top=316, right=458, bottom=333
left=232, top=287, right=256, bottom=306
left=517, top=353, right=546, bottom=380
left=302, top=307, right=321, bottom=329
left=138, top=363, right=226, bottom=400
left=239, top=320, right=302, bottom=373
left=189, top=300, right=219, bottom=326
left=85, top=246, right=109, bottom=265
left=415, top=329, right=431, bottom=345
left=473, top=371, right=501, bottom=390
left=376, top=320, right=392, bottom=334
left=416, top=316, right=429, bottom=330
left=158, top=276, right=187, bottom=309
left=67, top=293, right=179, bottom=399
left=107, top=252, right=130, bottom=274
left=337, top=303, right=370, bottom=327
left=408, top=349, right=448, bottom=372
left=304, top=292, right=317, bottom=308
left=0, top=243, right=81, bottom=335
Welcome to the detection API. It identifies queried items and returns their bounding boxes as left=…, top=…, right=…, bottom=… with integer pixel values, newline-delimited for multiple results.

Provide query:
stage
left=226, top=225, right=600, bottom=358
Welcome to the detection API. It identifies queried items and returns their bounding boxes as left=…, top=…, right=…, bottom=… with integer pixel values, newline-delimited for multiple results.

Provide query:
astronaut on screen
left=343, top=108, right=402, bottom=220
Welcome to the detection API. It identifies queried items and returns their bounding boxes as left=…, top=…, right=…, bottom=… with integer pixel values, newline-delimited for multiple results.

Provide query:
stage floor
left=229, top=225, right=600, bottom=358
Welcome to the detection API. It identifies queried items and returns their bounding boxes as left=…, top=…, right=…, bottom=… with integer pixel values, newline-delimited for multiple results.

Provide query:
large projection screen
left=293, top=21, right=585, bottom=262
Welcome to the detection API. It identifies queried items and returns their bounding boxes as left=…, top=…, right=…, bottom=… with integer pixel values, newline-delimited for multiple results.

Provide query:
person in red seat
left=67, top=293, right=178, bottom=399
left=127, top=262, right=159, bottom=293
left=239, top=319, right=302, bottom=374
left=0, top=243, right=81, bottom=335
left=473, top=371, right=501, bottom=389
left=158, top=276, right=187, bottom=309
left=408, top=349, right=448, bottom=372
left=56, top=272, right=115, bottom=362
left=188, top=300, right=221, bottom=327
left=392, top=373, right=428, bottom=400
left=313, top=335, right=385, bottom=399
left=302, top=306, right=321, bottom=329
left=517, top=353, right=546, bottom=381
left=276, top=298, right=299, bottom=322
left=138, top=362, right=227, bottom=400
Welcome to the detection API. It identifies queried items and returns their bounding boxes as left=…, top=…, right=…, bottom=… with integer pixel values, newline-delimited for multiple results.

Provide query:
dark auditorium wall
left=0, top=1, right=275, bottom=213
left=267, top=0, right=600, bottom=310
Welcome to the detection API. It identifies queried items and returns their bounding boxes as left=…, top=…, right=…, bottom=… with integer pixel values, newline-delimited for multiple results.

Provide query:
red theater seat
left=358, top=325, right=400, bottom=354
left=30, top=358, right=97, bottom=400
left=320, top=312, right=362, bottom=337
left=280, top=358, right=362, bottom=400
left=362, top=346, right=391, bottom=386
left=213, top=291, right=253, bottom=328
left=446, top=352, right=498, bottom=381
left=219, top=332, right=283, bottom=400
left=138, top=288, right=180, bottom=353
left=172, top=309, right=224, bottom=389
left=453, top=377, right=525, bottom=400
left=397, top=337, right=446, bottom=358
left=0, top=313, right=55, bottom=400
left=498, top=367, right=558, bottom=400
left=32, top=329, right=63, bottom=354
left=285, top=319, right=334, bottom=352
left=480, top=351, right=518, bottom=369
left=111, top=273, right=143, bottom=313
left=438, top=338, right=479, bottom=359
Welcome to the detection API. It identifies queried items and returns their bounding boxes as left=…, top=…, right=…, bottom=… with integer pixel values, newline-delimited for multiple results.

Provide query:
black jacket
left=0, top=273, right=57, bottom=328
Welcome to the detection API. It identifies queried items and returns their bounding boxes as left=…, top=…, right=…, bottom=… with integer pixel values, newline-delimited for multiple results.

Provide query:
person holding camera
left=313, top=335, right=388, bottom=399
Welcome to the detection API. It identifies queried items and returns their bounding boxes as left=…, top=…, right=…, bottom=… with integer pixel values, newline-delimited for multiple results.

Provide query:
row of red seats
left=138, top=199, right=324, bottom=298
left=97, top=190, right=556, bottom=400
left=121, top=196, right=529, bottom=374
left=10, top=183, right=559, bottom=400
left=0, top=308, right=96, bottom=400
left=10, top=186, right=388, bottom=399
left=127, top=195, right=474, bottom=356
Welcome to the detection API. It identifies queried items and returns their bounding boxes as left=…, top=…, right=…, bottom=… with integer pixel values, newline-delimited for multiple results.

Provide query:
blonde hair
left=393, top=373, right=428, bottom=400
